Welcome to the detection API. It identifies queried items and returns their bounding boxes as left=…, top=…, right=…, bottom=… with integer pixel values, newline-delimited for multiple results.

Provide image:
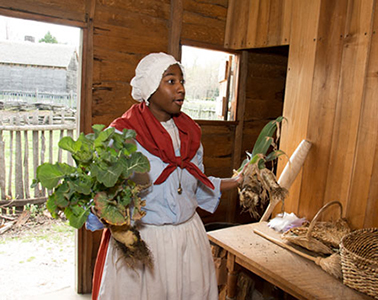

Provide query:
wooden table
left=207, top=222, right=373, bottom=300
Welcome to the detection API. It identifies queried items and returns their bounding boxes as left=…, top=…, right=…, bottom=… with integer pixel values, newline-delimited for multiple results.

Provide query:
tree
left=39, top=31, right=58, bottom=44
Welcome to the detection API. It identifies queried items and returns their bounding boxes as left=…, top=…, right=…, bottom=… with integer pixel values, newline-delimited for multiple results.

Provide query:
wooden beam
left=0, top=7, right=86, bottom=28
left=168, top=0, right=183, bottom=60
left=229, top=51, right=248, bottom=222
left=77, top=0, right=96, bottom=294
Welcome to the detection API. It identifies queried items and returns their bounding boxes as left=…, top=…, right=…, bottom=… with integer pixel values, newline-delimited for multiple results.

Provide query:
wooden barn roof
left=0, top=40, right=77, bottom=68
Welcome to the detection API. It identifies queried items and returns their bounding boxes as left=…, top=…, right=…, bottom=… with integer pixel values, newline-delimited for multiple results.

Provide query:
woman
left=91, top=52, right=244, bottom=300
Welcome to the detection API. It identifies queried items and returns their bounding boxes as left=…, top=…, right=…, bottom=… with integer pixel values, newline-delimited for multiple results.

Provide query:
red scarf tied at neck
left=110, top=102, right=214, bottom=190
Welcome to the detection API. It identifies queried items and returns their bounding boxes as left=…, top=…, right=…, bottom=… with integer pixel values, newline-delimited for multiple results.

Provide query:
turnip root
left=237, top=163, right=287, bottom=220
left=236, top=116, right=287, bottom=220
left=110, top=224, right=153, bottom=268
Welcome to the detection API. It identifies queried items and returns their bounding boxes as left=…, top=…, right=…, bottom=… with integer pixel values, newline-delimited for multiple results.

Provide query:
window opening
left=0, top=15, right=81, bottom=298
left=181, top=45, right=239, bottom=121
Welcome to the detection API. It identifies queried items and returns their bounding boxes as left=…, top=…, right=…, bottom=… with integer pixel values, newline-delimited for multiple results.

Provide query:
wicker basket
left=282, top=201, right=350, bottom=255
left=340, top=228, right=378, bottom=299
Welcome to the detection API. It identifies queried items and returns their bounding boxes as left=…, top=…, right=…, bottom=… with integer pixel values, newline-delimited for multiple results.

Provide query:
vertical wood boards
left=224, top=0, right=250, bottom=49
left=322, top=0, right=375, bottom=227
left=276, top=0, right=378, bottom=228
left=276, top=0, right=321, bottom=215
left=169, top=0, right=183, bottom=60
left=295, top=0, right=349, bottom=220
left=348, top=1, right=378, bottom=228
left=225, top=0, right=292, bottom=49
left=77, top=0, right=95, bottom=294
left=230, top=51, right=248, bottom=222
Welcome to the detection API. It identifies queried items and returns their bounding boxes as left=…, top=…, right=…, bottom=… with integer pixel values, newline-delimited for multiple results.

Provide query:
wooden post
left=168, top=0, right=183, bottom=60
left=77, top=0, right=97, bottom=294
left=7, top=130, right=13, bottom=198
left=23, top=130, right=30, bottom=199
left=228, top=51, right=248, bottom=223
left=32, top=112, right=40, bottom=198
left=226, top=252, right=239, bottom=299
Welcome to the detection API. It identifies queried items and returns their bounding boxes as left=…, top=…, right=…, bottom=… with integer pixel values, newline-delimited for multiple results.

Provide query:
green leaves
left=36, top=163, right=76, bottom=189
left=252, top=116, right=285, bottom=157
left=239, top=116, right=286, bottom=171
left=34, top=125, right=150, bottom=229
left=94, top=192, right=128, bottom=226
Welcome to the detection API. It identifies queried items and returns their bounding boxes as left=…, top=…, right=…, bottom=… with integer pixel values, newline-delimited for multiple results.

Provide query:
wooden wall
left=276, top=0, right=378, bottom=230
left=226, top=0, right=378, bottom=230
left=225, top=0, right=292, bottom=49
left=0, top=0, right=246, bottom=293
left=0, top=0, right=300, bottom=293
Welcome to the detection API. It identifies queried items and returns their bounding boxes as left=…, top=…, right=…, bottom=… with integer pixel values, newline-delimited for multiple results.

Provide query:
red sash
left=110, top=102, right=214, bottom=189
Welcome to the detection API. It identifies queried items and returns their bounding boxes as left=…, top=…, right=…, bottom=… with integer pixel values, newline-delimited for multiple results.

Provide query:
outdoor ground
left=0, top=212, right=76, bottom=300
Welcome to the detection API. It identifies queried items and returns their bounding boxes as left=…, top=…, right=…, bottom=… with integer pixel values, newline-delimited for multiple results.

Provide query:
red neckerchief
left=110, top=102, right=214, bottom=190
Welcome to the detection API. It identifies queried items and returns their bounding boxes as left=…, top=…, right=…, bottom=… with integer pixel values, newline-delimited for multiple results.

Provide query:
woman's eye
left=168, top=79, right=175, bottom=84
left=180, top=80, right=185, bottom=85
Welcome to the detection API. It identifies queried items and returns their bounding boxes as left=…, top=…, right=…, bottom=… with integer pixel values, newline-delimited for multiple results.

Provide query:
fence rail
left=0, top=111, right=76, bottom=206
left=0, top=90, right=77, bottom=109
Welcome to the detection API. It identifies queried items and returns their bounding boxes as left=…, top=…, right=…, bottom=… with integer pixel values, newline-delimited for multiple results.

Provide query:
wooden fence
left=0, top=111, right=76, bottom=208
left=0, top=90, right=77, bottom=109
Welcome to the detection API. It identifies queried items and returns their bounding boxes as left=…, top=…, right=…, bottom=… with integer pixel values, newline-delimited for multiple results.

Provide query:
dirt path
left=0, top=215, right=75, bottom=300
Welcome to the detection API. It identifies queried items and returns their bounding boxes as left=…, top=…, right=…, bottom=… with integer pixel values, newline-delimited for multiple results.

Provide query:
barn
left=0, top=40, right=78, bottom=104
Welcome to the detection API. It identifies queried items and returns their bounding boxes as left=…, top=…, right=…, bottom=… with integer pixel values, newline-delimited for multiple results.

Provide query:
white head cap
left=130, top=52, right=185, bottom=103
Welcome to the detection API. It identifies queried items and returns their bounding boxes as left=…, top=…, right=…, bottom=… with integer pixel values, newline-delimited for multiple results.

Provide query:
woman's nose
left=177, top=82, right=185, bottom=94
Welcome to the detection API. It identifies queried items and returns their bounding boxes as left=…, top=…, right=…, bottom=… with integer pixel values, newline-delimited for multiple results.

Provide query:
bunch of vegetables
left=236, top=117, right=288, bottom=220
left=32, top=124, right=152, bottom=266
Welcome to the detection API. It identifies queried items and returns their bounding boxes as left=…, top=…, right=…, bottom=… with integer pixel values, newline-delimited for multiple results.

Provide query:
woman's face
left=148, top=64, right=185, bottom=122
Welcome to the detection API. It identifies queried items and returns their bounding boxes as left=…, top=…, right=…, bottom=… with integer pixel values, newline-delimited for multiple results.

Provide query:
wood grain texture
left=224, top=0, right=250, bottom=49
left=181, top=10, right=226, bottom=46
left=0, top=0, right=86, bottom=22
left=208, top=222, right=373, bottom=300
left=225, top=0, right=291, bottom=49
left=276, top=0, right=321, bottom=216
left=169, top=0, right=183, bottom=60
left=95, top=0, right=170, bottom=20
left=323, top=0, right=375, bottom=226
left=348, top=0, right=378, bottom=229
left=297, top=0, right=348, bottom=220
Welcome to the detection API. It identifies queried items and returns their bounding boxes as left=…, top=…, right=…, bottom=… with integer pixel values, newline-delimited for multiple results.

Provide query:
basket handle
left=306, top=200, right=343, bottom=238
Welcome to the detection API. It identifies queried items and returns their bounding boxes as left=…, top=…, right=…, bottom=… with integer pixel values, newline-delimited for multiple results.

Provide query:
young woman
left=91, top=52, right=244, bottom=300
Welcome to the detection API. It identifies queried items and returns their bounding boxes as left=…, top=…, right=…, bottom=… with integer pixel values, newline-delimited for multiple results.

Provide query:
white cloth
left=98, top=213, right=218, bottom=300
left=130, top=52, right=185, bottom=102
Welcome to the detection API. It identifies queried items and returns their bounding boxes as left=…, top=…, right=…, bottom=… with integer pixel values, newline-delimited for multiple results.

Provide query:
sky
left=0, top=15, right=81, bottom=47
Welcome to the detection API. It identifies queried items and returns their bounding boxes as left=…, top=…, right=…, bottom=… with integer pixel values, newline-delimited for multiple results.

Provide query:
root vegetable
left=238, top=163, right=287, bottom=220
left=110, top=224, right=153, bottom=268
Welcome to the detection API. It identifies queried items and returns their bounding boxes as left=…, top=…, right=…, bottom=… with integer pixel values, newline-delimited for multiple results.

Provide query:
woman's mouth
left=174, top=99, right=184, bottom=106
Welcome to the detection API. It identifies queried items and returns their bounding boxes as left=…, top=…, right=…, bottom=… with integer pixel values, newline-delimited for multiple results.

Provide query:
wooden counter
left=207, top=222, right=373, bottom=300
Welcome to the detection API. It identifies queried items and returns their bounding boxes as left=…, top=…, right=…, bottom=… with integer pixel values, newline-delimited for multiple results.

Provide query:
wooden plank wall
left=237, top=47, right=288, bottom=223
left=276, top=0, right=378, bottom=230
left=224, top=0, right=378, bottom=230
left=0, top=0, right=236, bottom=293
left=225, top=0, right=292, bottom=49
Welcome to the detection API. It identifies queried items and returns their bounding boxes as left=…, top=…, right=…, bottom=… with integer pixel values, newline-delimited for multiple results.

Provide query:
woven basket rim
left=340, top=227, right=378, bottom=267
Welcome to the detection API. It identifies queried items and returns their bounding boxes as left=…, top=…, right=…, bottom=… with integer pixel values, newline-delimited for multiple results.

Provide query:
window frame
left=180, top=40, right=241, bottom=122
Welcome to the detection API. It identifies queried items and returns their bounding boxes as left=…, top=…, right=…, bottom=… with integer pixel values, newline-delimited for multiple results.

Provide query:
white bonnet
left=130, top=52, right=185, bottom=102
